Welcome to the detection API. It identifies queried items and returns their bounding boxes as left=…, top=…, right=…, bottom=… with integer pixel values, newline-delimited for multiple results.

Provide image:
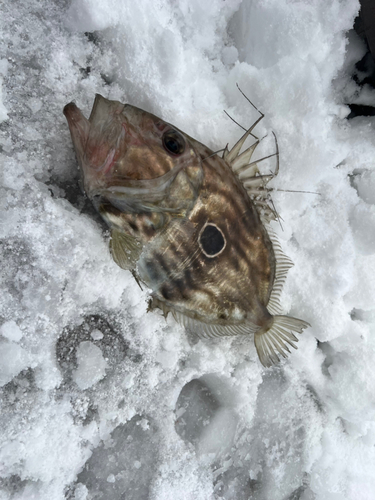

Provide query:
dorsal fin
left=224, top=115, right=263, bottom=164
left=231, top=141, right=259, bottom=172
left=266, top=228, right=294, bottom=315
left=224, top=124, right=279, bottom=224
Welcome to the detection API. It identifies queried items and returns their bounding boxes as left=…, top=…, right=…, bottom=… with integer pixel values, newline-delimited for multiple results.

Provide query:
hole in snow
left=175, top=378, right=220, bottom=445
left=71, top=415, right=159, bottom=500
left=175, top=376, right=239, bottom=456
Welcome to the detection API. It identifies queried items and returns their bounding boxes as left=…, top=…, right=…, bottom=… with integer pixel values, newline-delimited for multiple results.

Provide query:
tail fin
left=254, top=315, right=310, bottom=368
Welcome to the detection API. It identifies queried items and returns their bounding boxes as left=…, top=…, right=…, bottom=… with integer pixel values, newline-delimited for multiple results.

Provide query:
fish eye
left=162, top=130, right=185, bottom=156
left=199, top=223, right=226, bottom=258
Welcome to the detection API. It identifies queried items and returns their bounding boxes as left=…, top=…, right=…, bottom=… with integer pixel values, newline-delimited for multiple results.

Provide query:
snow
left=0, top=341, right=31, bottom=387
left=1, top=0, right=375, bottom=498
left=73, top=341, right=108, bottom=390
left=0, top=321, right=23, bottom=343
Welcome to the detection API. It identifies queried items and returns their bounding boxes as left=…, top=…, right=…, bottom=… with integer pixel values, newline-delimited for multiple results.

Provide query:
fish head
left=63, top=95, right=204, bottom=221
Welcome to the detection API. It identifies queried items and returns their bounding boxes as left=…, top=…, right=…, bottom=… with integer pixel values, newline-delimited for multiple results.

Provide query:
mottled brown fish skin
left=64, top=94, right=310, bottom=367
left=137, top=138, right=275, bottom=329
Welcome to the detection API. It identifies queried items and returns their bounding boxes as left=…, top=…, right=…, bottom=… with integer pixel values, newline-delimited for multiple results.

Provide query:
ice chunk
left=350, top=203, right=375, bottom=255
left=90, top=329, right=104, bottom=341
left=222, top=46, right=239, bottom=66
left=56, top=314, right=128, bottom=384
left=155, top=349, right=178, bottom=370
left=73, top=483, right=88, bottom=500
left=175, top=376, right=239, bottom=455
left=0, top=320, right=23, bottom=342
left=0, top=340, right=31, bottom=386
left=352, top=170, right=375, bottom=205
left=73, top=341, right=108, bottom=390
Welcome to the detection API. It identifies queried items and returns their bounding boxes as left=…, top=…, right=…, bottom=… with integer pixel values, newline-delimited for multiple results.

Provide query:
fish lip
left=63, top=102, right=76, bottom=117
left=63, top=101, right=90, bottom=164
left=84, top=96, right=130, bottom=173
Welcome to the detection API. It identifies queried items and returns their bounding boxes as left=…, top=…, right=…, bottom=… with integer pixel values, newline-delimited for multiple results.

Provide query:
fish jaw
left=63, top=102, right=90, bottom=170
left=64, top=96, right=127, bottom=197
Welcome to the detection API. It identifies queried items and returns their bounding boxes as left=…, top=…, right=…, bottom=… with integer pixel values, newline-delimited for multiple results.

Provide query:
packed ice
left=1, top=0, right=375, bottom=498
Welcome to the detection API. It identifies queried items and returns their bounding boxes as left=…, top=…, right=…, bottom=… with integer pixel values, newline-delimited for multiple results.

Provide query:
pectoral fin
left=109, top=229, right=143, bottom=271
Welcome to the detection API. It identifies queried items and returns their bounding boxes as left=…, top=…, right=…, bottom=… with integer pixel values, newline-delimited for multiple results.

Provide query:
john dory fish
left=64, top=94, right=309, bottom=367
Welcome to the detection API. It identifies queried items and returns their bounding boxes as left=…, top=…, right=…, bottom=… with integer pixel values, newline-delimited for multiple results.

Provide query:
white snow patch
left=0, top=341, right=31, bottom=386
left=0, top=59, right=8, bottom=122
left=0, top=320, right=23, bottom=342
left=90, top=328, right=104, bottom=341
left=73, top=341, right=108, bottom=390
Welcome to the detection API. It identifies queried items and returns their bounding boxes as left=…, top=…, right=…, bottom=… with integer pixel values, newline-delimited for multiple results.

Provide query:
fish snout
left=63, top=102, right=90, bottom=164
left=63, top=102, right=81, bottom=121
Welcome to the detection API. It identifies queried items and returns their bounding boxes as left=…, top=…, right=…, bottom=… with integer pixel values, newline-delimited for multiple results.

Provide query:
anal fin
left=254, top=315, right=310, bottom=368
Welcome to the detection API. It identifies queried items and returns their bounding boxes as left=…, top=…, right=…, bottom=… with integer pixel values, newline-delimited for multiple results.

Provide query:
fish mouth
left=63, top=102, right=90, bottom=166
left=64, top=95, right=130, bottom=175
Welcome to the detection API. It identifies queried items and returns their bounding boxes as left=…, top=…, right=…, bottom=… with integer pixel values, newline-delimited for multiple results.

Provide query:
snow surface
left=1, top=0, right=375, bottom=498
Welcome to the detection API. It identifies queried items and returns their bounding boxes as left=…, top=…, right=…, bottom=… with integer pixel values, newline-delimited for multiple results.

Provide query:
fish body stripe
left=137, top=145, right=275, bottom=326
left=64, top=96, right=309, bottom=368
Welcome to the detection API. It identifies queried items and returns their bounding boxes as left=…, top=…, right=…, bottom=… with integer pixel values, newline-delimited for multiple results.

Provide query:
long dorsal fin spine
left=238, top=165, right=259, bottom=181
left=224, top=115, right=264, bottom=164
left=231, top=141, right=259, bottom=172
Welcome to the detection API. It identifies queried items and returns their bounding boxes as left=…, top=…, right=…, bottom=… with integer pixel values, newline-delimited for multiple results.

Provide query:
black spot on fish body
left=199, top=224, right=226, bottom=257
